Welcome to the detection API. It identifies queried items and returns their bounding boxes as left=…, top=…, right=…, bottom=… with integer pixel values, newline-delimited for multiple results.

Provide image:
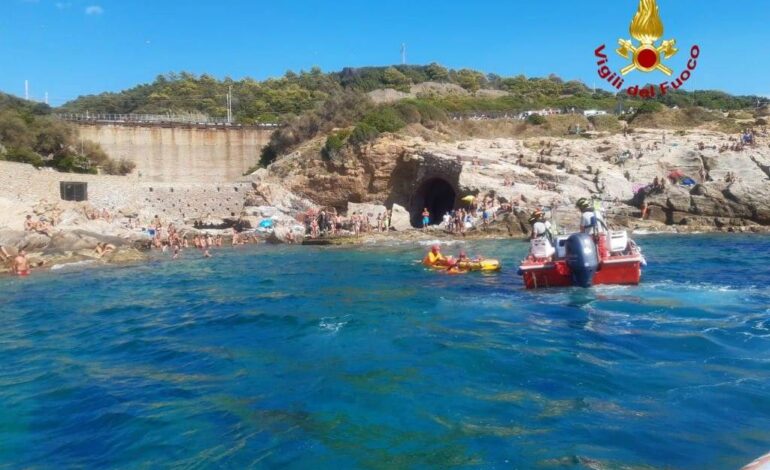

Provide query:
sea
left=1, top=234, right=769, bottom=469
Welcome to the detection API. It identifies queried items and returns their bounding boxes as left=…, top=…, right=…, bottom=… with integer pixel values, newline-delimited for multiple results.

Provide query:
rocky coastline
left=2, top=126, right=769, bottom=275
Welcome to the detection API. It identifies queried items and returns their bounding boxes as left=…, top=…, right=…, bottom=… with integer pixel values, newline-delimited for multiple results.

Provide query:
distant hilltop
left=54, top=65, right=767, bottom=126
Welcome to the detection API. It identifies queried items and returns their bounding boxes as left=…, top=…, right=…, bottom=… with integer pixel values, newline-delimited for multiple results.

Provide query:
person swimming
left=446, top=250, right=474, bottom=272
left=423, top=244, right=448, bottom=267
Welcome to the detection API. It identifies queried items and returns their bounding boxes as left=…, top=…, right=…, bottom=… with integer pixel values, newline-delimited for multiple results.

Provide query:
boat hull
left=520, top=256, right=642, bottom=289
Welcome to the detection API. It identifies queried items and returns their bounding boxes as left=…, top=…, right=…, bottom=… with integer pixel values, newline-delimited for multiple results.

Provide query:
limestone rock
left=389, top=204, right=411, bottom=231
left=724, top=183, right=770, bottom=224
left=347, top=202, right=386, bottom=218
left=103, top=248, right=147, bottom=264
left=646, top=206, right=668, bottom=224
left=267, top=225, right=305, bottom=244
left=665, top=186, right=693, bottom=212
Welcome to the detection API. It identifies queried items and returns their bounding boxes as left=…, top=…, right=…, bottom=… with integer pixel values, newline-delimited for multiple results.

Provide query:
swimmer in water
left=11, top=250, right=30, bottom=276
left=423, top=244, right=447, bottom=267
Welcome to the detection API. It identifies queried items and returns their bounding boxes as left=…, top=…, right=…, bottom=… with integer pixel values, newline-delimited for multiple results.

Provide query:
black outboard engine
left=565, top=233, right=599, bottom=288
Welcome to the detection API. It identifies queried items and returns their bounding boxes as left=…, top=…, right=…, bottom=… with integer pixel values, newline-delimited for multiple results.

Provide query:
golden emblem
left=616, top=0, right=678, bottom=75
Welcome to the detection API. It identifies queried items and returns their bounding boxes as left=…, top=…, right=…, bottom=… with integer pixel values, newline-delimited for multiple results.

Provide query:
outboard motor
left=565, top=233, right=599, bottom=288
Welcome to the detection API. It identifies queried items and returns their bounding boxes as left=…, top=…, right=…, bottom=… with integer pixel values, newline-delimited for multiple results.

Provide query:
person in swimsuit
left=94, top=242, right=116, bottom=258
left=422, top=208, right=430, bottom=229
left=12, top=250, right=30, bottom=276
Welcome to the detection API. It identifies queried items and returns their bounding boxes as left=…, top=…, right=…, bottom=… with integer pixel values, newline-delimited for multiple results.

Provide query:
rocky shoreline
left=2, top=126, right=769, bottom=276
left=4, top=213, right=768, bottom=277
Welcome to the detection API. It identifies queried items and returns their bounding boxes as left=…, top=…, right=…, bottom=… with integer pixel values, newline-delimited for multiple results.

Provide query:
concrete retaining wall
left=76, top=124, right=273, bottom=183
left=0, top=161, right=251, bottom=226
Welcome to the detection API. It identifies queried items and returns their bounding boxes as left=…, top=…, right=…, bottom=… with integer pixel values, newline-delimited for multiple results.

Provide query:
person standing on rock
left=11, top=250, right=30, bottom=276
left=422, top=208, right=430, bottom=229
left=0, top=245, right=9, bottom=264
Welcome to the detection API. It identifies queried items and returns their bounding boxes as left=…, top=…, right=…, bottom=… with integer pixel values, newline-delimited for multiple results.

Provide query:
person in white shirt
left=529, top=209, right=555, bottom=259
left=576, top=197, right=607, bottom=234
left=529, top=209, right=552, bottom=240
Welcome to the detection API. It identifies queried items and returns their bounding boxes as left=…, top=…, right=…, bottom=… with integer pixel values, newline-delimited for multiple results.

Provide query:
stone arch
left=410, top=177, right=457, bottom=227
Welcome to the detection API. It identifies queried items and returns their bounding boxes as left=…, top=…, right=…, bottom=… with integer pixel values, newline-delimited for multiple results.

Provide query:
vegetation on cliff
left=55, top=64, right=768, bottom=169
left=0, top=93, right=134, bottom=175
left=60, top=65, right=766, bottom=126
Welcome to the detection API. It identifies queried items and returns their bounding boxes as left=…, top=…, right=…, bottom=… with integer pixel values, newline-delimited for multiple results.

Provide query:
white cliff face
left=392, top=128, right=769, bottom=230
left=259, top=126, right=769, bottom=233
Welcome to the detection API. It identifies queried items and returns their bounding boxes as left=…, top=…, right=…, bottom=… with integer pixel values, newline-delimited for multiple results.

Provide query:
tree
left=382, top=67, right=410, bottom=89
left=455, top=69, right=485, bottom=93
left=425, top=63, right=450, bottom=82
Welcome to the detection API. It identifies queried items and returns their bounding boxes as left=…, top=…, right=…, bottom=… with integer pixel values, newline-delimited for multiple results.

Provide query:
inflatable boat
left=518, top=231, right=645, bottom=289
left=429, top=258, right=501, bottom=272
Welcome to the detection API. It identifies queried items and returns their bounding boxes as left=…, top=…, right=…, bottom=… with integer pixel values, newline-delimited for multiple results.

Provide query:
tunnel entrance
left=411, top=178, right=457, bottom=227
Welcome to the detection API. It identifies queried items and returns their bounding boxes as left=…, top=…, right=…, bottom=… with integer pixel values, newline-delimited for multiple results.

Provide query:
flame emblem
left=616, top=0, right=678, bottom=75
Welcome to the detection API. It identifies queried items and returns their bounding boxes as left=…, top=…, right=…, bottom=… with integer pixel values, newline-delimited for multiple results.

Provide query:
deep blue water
left=1, top=234, right=770, bottom=469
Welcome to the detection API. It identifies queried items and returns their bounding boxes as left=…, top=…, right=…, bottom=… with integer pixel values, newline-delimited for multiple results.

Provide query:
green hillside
left=59, top=65, right=765, bottom=126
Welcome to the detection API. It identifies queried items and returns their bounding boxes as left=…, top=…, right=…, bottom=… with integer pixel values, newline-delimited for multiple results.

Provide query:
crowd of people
left=24, top=214, right=54, bottom=237
left=438, top=196, right=513, bottom=234
left=704, top=127, right=767, bottom=154
left=306, top=208, right=393, bottom=238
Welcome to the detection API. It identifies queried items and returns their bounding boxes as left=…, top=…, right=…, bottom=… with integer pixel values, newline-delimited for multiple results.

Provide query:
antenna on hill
left=401, top=43, right=407, bottom=65
left=24, top=80, right=29, bottom=100
left=227, top=85, right=233, bottom=124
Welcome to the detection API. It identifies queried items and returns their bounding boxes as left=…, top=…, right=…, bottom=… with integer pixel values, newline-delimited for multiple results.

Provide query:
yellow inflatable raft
left=429, top=259, right=501, bottom=272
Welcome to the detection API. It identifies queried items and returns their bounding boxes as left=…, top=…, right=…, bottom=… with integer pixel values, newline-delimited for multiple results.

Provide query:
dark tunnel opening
left=411, top=178, right=457, bottom=227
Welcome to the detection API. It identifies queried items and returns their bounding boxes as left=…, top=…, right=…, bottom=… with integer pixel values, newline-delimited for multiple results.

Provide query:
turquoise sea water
left=1, top=234, right=770, bottom=469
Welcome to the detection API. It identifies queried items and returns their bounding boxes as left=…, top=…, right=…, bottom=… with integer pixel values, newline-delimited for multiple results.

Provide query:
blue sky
left=2, top=0, right=768, bottom=104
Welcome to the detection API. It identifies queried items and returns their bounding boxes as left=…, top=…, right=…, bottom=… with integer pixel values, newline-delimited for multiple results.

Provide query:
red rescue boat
left=518, top=230, right=645, bottom=289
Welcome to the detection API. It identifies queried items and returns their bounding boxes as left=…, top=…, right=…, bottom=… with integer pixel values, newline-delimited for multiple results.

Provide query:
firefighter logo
left=616, top=0, right=678, bottom=76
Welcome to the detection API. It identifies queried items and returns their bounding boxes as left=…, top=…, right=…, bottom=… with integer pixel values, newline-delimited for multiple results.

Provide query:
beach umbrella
left=461, top=195, right=475, bottom=203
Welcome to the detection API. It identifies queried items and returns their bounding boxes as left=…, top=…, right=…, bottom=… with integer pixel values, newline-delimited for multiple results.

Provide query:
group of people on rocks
left=147, top=214, right=254, bottom=260
left=24, top=214, right=54, bottom=237
left=84, top=207, right=113, bottom=222
left=437, top=196, right=507, bottom=233
left=307, top=208, right=393, bottom=238
left=713, top=128, right=765, bottom=153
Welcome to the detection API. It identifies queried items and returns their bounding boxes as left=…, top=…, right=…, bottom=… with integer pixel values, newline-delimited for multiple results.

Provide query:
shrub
left=412, top=100, right=447, bottom=123
left=321, top=129, right=351, bottom=161
left=393, top=103, right=421, bottom=124
left=4, top=147, right=44, bottom=167
left=362, top=107, right=406, bottom=133
left=635, top=101, right=663, bottom=115
left=259, top=90, right=372, bottom=167
left=526, top=114, right=547, bottom=125
left=102, top=158, right=136, bottom=175
left=349, top=123, right=379, bottom=146
left=588, top=115, right=622, bottom=132
left=51, top=153, right=96, bottom=174
left=259, top=145, right=279, bottom=167
left=755, top=118, right=767, bottom=125
left=81, top=140, right=110, bottom=167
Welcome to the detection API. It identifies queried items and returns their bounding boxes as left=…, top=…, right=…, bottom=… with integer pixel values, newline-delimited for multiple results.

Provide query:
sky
left=2, top=0, right=769, bottom=105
